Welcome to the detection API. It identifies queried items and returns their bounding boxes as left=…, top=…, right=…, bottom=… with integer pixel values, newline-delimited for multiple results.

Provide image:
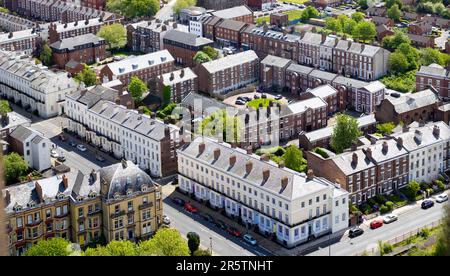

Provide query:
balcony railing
left=139, top=202, right=153, bottom=210
left=110, top=210, right=126, bottom=219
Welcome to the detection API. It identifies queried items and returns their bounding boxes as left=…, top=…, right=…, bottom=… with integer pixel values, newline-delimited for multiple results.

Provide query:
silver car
left=383, top=214, right=398, bottom=224
left=436, top=194, right=448, bottom=203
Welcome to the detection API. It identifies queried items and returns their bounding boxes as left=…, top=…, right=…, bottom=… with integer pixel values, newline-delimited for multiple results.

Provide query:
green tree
left=3, top=152, right=29, bottom=185
left=387, top=4, right=402, bottom=22
left=173, top=0, right=197, bottom=14
left=162, top=85, right=172, bottom=107
left=199, top=109, right=241, bottom=143
left=351, top=12, right=365, bottom=23
left=397, top=42, right=419, bottom=71
left=376, top=122, right=396, bottom=136
left=84, top=240, right=137, bottom=256
left=325, top=18, right=342, bottom=33
left=386, top=0, right=402, bottom=9
left=389, top=52, right=410, bottom=74
left=128, top=76, right=148, bottom=103
left=358, top=0, right=369, bottom=9
left=74, top=64, right=97, bottom=86
left=24, top=238, right=75, bottom=256
left=39, top=43, right=53, bottom=66
left=0, top=7, right=9, bottom=13
left=353, top=21, right=376, bottom=42
left=97, top=23, right=127, bottom=50
left=138, top=228, right=190, bottom=256
left=420, top=47, right=446, bottom=66
left=382, top=31, right=411, bottom=52
left=331, top=114, right=362, bottom=154
left=187, top=232, right=200, bottom=255
left=193, top=51, right=212, bottom=64
left=0, top=100, right=11, bottom=117
left=301, top=6, right=319, bottom=22
left=434, top=204, right=450, bottom=256
left=106, top=0, right=160, bottom=18
left=202, top=46, right=219, bottom=60
left=282, top=145, right=307, bottom=173
left=405, top=180, right=421, bottom=200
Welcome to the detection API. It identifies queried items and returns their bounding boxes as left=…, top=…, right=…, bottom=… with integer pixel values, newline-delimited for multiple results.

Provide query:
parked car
left=216, top=219, right=227, bottom=230
left=57, top=154, right=66, bottom=162
left=243, top=234, right=257, bottom=245
left=275, top=94, right=283, bottom=100
left=172, top=197, right=185, bottom=206
left=162, top=215, right=171, bottom=225
left=50, top=149, right=59, bottom=158
left=235, top=100, right=246, bottom=105
left=77, top=144, right=87, bottom=152
left=69, top=141, right=77, bottom=147
left=383, top=214, right=398, bottom=224
left=243, top=96, right=252, bottom=102
left=348, top=227, right=364, bottom=238
left=254, top=94, right=260, bottom=99
left=299, top=4, right=306, bottom=8
left=226, top=226, right=241, bottom=237
left=59, top=134, right=67, bottom=141
left=421, top=199, right=435, bottom=209
left=436, top=194, right=448, bottom=203
left=370, top=219, right=383, bottom=229
left=184, top=202, right=198, bottom=213
left=95, top=155, right=106, bottom=162
left=202, top=213, right=215, bottom=223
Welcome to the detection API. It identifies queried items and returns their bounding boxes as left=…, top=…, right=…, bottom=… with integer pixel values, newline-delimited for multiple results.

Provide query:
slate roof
left=105, top=50, right=174, bottom=76
left=385, top=89, right=439, bottom=114
left=163, top=29, right=213, bottom=46
left=211, top=5, right=253, bottom=19
left=417, top=64, right=447, bottom=78
left=261, top=55, right=292, bottom=68
left=50, top=33, right=104, bottom=51
left=201, top=50, right=258, bottom=74
left=9, top=125, right=34, bottom=142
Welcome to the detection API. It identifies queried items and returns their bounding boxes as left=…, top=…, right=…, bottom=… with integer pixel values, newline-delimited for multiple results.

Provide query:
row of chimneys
left=169, top=69, right=185, bottom=81
left=197, top=143, right=315, bottom=188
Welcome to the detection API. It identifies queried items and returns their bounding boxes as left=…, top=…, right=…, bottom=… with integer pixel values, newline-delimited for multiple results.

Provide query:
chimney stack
left=433, top=125, right=440, bottom=138
left=4, top=190, right=10, bottom=206
left=115, top=98, right=121, bottom=105
left=126, top=101, right=132, bottom=109
left=397, top=137, right=403, bottom=148
left=278, top=161, right=285, bottom=169
left=306, top=169, right=314, bottom=181
left=402, top=124, right=409, bottom=133
left=121, top=159, right=128, bottom=169
left=260, top=154, right=269, bottom=161
left=414, top=129, right=423, bottom=144
left=62, top=175, right=69, bottom=189
left=352, top=152, right=358, bottom=166
left=213, top=148, right=220, bottom=160
left=321, top=33, right=326, bottom=43
left=351, top=143, right=357, bottom=151
left=246, top=147, right=253, bottom=155
left=245, top=161, right=253, bottom=174
left=365, top=148, right=372, bottom=159
left=35, top=182, right=43, bottom=203
left=229, top=155, right=236, bottom=167
left=180, top=69, right=185, bottom=78
left=281, top=176, right=289, bottom=189
left=169, top=72, right=174, bottom=81
left=199, top=142, right=205, bottom=154
left=138, top=106, right=144, bottom=114
left=262, top=169, right=270, bottom=183
left=382, top=141, right=388, bottom=153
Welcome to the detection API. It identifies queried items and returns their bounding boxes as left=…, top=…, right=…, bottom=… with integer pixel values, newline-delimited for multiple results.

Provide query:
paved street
left=161, top=185, right=273, bottom=256
left=435, top=30, right=450, bottom=50
left=308, top=195, right=449, bottom=256
left=155, top=0, right=177, bottom=21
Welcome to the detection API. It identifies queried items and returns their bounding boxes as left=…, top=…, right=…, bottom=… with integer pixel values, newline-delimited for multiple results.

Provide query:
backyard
left=256, top=9, right=304, bottom=24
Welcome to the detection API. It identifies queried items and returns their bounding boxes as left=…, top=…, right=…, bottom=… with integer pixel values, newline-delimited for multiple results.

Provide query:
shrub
left=313, top=147, right=329, bottom=159
left=435, top=179, right=445, bottom=191
left=385, top=201, right=394, bottom=211
left=374, top=194, right=387, bottom=205
left=383, top=243, right=393, bottom=254
left=361, top=204, right=372, bottom=215
left=420, top=182, right=429, bottom=191
left=380, top=204, right=389, bottom=214
left=419, top=228, right=430, bottom=239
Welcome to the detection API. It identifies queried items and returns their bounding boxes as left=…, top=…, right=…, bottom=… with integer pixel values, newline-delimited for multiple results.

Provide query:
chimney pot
left=352, top=152, right=358, bottom=165
left=397, top=137, right=403, bottom=148
left=433, top=125, right=440, bottom=137
left=62, top=175, right=69, bottom=189
left=382, top=141, right=388, bottom=153
left=365, top=148, right=372, bottom=159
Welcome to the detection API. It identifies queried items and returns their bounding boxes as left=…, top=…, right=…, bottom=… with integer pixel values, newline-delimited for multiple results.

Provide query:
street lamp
left=209, top=237, right=213, bottom=255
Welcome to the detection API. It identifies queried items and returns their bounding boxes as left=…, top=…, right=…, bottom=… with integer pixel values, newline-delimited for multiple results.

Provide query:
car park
left=370, top=219, right=383, bottom=229
left=77, top=144, right=87, bottom=152
left=172, top=197, right=185, bottom=206
left=348, top=227, right=364, bottom=238
left=383, top=214, right=398, bottom=224
left=243, top=234, right=257, bottom=245
left=421, top=199, right=434, bottom=209
left=436, top=194, right=448, bottom=203
left=184, top=202, right=198, bottom=213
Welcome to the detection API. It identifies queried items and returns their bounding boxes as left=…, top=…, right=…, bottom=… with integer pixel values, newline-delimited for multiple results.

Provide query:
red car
left=226, top=226, right=241, bottom=237
left=184, top=202, right=198, bottom=213
left=370, top=219, right=383, bottom=229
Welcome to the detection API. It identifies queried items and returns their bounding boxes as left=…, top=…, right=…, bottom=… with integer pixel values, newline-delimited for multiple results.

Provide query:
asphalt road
left=163, top=197, right=274, bottom=256
left=155, top=0, right=177, bottom=21
left=308, top=199, right=449, bottom=256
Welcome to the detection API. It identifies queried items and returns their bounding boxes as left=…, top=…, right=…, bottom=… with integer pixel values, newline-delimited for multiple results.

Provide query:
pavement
left=435, top=30, right=450, bottom=50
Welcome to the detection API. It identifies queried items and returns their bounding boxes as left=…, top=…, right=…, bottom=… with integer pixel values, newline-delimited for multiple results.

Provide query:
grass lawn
left=386, top=194, right=408, bottom=207
left=256, top=16, right=270, bottom=24
left=255, top=9, right=303, bottom=24
left=247, top=98, right=280, bottom=109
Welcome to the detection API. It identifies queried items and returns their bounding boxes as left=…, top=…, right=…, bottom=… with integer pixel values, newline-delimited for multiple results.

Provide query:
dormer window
left=88, top=191, right=96, bottom=199
left=127, top=189, right=133, bottom=196
left=141, top=185, right=148, bottom=192
left=13, top=204, right=22, bottom=212
left=27, top=201, right=35, bottom=208
left=57, top=194, right=65, bottom=200
left=77, top=196, right=84, bottom=202
left=114, top=192, right=120, bottom=199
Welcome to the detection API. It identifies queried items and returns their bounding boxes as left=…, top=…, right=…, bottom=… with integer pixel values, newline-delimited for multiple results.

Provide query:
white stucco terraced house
left=177, top=137, right=349, bottom=248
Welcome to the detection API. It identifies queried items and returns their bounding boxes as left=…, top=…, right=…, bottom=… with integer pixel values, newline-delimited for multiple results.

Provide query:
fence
left=355, top=219, right=443, bottom=256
